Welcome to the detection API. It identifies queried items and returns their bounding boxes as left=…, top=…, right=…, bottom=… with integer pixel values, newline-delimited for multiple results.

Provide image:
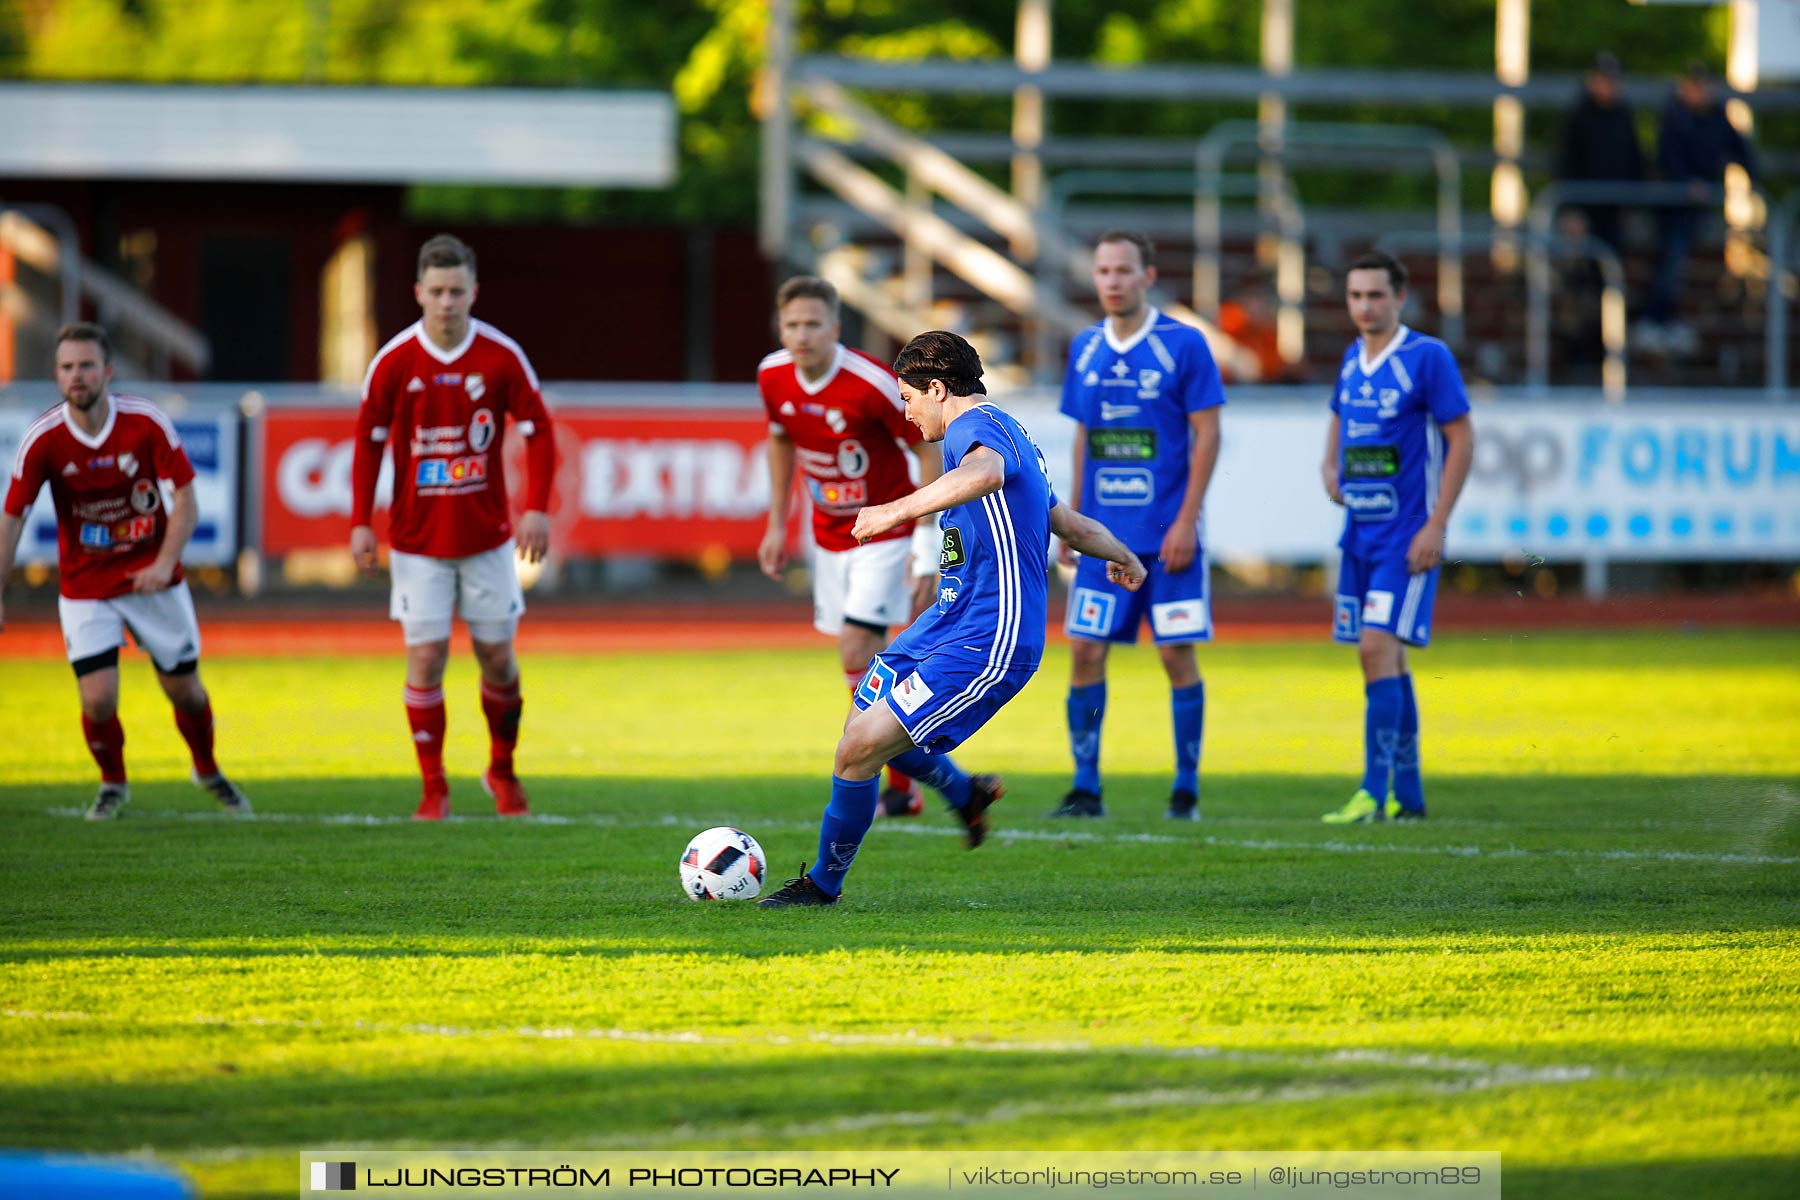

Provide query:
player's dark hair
left=54, top=321, right=113, bottom=365
left=893, top=331, right=987, bottom=397
left=417, top=234, right=477, bottom=280
left=1095, top=229, right=1155, bottom=270
left=776, top=275, right=840, bottom=317
left=1347, top=251, right=1408, bottom=293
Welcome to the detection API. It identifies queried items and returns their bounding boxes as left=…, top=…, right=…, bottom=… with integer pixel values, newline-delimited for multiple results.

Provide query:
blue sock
left=1393, top=673, right=1425, bottom=812
left=1170, top=681, right=1205, bottom=796
left=810, top=775, right=879, bottom=896
left=1067, top=681, right=1106, bottom=794
left=1362, top=677, right=1405, bottom=799
left=889, top=747, right=972, bottom=810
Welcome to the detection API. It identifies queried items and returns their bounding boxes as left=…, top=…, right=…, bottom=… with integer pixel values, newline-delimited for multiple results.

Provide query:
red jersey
left=757, top=344, right=918, bottom=553
left=353, top=319, right=554, bottom=559
left=4, top=394, right=196, bottom=600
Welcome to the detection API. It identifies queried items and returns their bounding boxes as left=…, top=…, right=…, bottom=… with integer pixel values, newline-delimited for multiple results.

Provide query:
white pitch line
left=42, top=805, right=1794, bottom=866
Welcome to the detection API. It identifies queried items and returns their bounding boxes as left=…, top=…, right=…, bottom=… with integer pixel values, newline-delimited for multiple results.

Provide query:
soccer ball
left=679, top=827, right=767, bottom=901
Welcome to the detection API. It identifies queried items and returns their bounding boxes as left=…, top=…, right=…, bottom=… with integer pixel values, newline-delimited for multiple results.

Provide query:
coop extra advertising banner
left=259, top=400, right=1800, bottom=563
left=0, top=405, right=240, bottom=566
left=261, top=406, right=772, bottom=558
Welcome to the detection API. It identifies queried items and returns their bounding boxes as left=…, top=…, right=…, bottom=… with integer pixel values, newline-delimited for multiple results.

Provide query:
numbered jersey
left=889, top=403, right=1058, bottom=671
left=4, top=395, right=195, bottom=600
left=357, top=320, right=551, bottom=559
left=1060, top=308, right=1226, bottom=555
left=1329, top=326, right=1470, bottom=556
left=758, top=344, right=918, bottom=553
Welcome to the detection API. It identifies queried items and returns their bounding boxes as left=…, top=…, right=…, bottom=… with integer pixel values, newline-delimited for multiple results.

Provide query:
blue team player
left=759, top=332, right=1147, bottom=907
left=1052, top=230, right=1224, bottom=822
left=1320, top=252, right=1474, bottom=823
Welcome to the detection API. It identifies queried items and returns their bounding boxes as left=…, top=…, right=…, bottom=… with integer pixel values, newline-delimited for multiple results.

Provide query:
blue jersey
left=1060, top=308, right=1225, bottom=555
left=889, top=403, right=1058, bottom=671
left=1330, top=326, right=1470, bottom=556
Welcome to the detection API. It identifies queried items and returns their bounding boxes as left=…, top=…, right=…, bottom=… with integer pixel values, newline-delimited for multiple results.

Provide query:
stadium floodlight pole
left=759, top=0, right=797, bottom=265
left=1258, top=0, right=1293, bottom=276
left=1015, top=0, right=1051, bottom=379
left=1724, top=1, right=1763, bottom=275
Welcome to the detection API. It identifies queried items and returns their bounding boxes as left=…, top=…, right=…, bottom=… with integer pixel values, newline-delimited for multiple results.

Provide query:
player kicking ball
left=1319, top=253, right=1473, bottom=824
left=0, top=323, right=249, bottom=819
left=760, top=332, right=1146, bottom=908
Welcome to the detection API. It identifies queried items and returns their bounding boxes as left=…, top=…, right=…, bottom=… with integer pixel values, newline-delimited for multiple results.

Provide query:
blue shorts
left=1063, top=550, right=1212, bottom=645
left=855, top=648, right=1038, bottom=755
left=1333, top=548, right=1439, bottom=648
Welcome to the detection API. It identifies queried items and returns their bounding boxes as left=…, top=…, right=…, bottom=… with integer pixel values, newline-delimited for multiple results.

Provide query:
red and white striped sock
left=403, top=685, right=447, bottom=786
left=81, top=714, right=126, bottom=784
left=480, top=677, right=523, bottom=778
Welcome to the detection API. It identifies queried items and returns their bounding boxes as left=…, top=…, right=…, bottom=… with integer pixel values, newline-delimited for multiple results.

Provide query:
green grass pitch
left=1, top=629, right=1797, bottom=1198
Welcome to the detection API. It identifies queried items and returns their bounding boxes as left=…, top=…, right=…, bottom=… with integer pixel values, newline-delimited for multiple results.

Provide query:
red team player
left=350, top=235, right=556, bottom=820
left=757, top=277, right=943, bottom=817
left=0, top=324, right=250, bottom=819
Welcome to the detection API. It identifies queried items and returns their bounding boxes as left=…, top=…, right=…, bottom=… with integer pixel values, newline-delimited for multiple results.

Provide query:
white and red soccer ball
left=679, top=827, right=766, bottom=901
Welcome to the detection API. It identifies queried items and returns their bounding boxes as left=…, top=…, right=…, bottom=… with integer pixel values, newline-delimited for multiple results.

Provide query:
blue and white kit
left=856, top=403, right=1056, bottom=753
left=1329, top=325, right=1471, bottom=647
left=1059, top=307, right=1225, bottom=644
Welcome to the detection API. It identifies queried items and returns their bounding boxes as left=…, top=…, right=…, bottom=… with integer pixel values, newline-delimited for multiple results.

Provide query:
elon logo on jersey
left=807, top=477, right=866, bottom=510
left=416, top=455, right=489, bottom=486
left=940, top=526, right=966, bottom=570
left=468, top=408, right=496, bottom=452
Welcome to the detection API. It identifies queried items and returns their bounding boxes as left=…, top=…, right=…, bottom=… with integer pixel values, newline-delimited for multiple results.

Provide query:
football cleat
left=482, top=768, right=530, bottom=817
left=876, top=783, right=925, bottom=818
left=1047, top=788, right=1105, bottom=819
left=192, top=770, right=252, bottom=814
left=1391, top=800, right=1428, bottom=821
left=85, top=782, right=129, bottom=822
left=1165, top=789, right=1200, bottom=821
left=1321, top=789, right=1401, bottom=824
left=413, top=780, right=450, bottom=821
left=757, top=864, right=839, bottom=908
left=957, top=774, right=1005, bottom=849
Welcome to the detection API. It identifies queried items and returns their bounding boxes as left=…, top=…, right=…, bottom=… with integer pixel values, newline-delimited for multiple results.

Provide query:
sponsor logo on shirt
left=806, top=476, right=866, bottom=510
left=1084, top=370, right=1100, bottom=387
left=1151, top=599, right=1209, bottom=638
left=86, top=455, right=115, bottom=471
left=129, top=478, right=161, bottom=514
left=468, top=408, right=496, bottom=453
left=433, top=373, right=463, bottom=385
left=1069, top=587, right=1117, bottom=638
left=1341, top=483, right=1398, bottom=520
left=940, top=526, right=966, bottom=570
left=1362, top=589, right=1395, bottom=626
left=406, top=377, right=426, bottom=392
left=1346, top=419, right=1383, bottom=438
left=415, top=455, right=489, bottom=486
left=1099, top=400, right=1141, bottom=421
left=1094, top=467, right=1154, bottom=505
left=61, top=462, right=79, bottom=476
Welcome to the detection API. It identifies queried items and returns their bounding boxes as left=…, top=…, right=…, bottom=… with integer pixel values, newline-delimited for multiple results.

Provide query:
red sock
left=480, top=677, right=523, bottom=777
left=81, top=714, right=126, bottom=784
left=174, top=699, right=219, bottom=777
left=404, top=685, right=447, bottom=785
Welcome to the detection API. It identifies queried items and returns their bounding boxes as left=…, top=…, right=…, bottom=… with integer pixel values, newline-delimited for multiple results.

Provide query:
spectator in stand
left=1643, top=61, right=1759, bottom=355
left=1216, top=275, right=1292, bottom=384
left=1554, top=51, right=1644, bottom=259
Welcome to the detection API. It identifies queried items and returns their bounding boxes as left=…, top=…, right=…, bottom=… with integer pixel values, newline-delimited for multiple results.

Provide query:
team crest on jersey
left=468, top=407, right=496, bottom=452
left=825, top=408, right=846, bottom=434
left=465, top=373, right=486, bottom=402
left=116, top=452, right=138, bottom=477
left=1377, top=388, right=1400, bottom=418
left=1137, top=368, right=1163, bottom=397
left=129, top=478, right=160, bottom=514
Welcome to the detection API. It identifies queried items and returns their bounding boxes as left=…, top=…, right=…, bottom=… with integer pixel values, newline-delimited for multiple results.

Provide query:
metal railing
left=1764, top=190, right=1800, bottom=395
left=1195, top=122, right=1464, bottom=348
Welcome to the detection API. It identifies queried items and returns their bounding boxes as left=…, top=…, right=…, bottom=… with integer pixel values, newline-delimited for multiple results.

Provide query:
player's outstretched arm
left=1051, top=502, right=1147, bottom=592
left=129, top=483, right=197, bottom=593
left=852, top=447, right=1005, bottom=544
left=0, top=510, right=24, bottom=632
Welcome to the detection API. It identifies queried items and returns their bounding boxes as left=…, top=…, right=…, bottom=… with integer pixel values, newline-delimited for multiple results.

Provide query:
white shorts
left=812, top=537, right=914, bottom=636
left=59, top=581, right=202, bottom=673
left=389, top=541, right=526, bottom=646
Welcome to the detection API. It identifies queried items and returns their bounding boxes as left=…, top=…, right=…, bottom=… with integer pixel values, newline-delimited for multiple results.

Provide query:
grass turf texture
left=0, top=629, right=1796, bottom=1199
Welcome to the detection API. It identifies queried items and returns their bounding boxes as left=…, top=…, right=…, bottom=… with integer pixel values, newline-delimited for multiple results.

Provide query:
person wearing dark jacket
left=1646, top=62, right=1759, bottom=335
left=1555, top=52, right=1645, bottom=256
